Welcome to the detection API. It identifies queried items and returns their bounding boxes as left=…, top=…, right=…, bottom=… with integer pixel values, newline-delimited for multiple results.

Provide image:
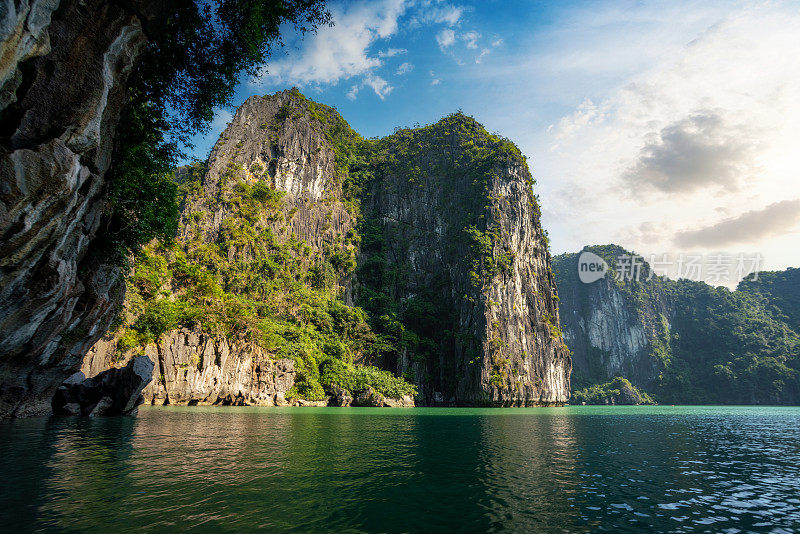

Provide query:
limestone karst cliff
left=553, top=245, right=800, bottom=404
left=0, top=0, right=162, bottom=417
left=84, top=89, right=571, bottom=407
left=552, top=245, right=672, bottom=390
left=359, top=112, right=570, bottom=405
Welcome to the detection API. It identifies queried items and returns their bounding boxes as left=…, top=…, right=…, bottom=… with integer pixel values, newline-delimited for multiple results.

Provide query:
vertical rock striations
left=552, top=245, right=672, bottom=390
left=0, top=0, right=160, bottom=417
left=360, top=116, right=570, bottom=405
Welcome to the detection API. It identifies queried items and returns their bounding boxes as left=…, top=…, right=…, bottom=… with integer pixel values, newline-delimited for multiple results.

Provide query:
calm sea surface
left=1, top=405, right=799, bottom=532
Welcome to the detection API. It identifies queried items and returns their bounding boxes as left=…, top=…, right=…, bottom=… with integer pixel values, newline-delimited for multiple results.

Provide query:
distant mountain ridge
left=553, top=245, right=800, bottom=404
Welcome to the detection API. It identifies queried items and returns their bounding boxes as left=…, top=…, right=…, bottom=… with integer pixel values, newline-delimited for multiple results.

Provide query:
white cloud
left=379, top=48, right=407, bottom=58
left=411, top=2, right=464, bottom=26
left=346, top=74, right=394, bottom=100
left=396, top=62, right=414, bottom=75
left=437, top=28, right=497, bottom=63
left=536, top=2, right=800, bottom=281
left=431, top=78, right=441, bottom=86
left=624, top=110, right=759, bottom=194
left=462, top=30, right=480, bottom=49
left=364, top=75, right=393, bottom=99
left=252, top=0, right=470, bottom=101
left=436, top=28, right=456, bottom=49
left=254, top=0, right=406, bottom=86
left=674, top=199, right=800, bottom=248
left=548, top=98, right=605, bottom=145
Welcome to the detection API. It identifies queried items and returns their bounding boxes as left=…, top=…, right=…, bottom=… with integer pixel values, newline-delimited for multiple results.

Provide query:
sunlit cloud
left=537, top=1, right=800, bottom=280
left=674, top=200, right=800, bottom=248
left=254, top=0, right=406, bottom=87
left=624, top=110, right=760, bottom=195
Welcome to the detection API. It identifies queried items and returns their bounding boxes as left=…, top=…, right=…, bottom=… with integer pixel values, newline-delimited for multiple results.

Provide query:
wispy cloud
left=345, top=74, right=394, bottom=100
left=436, top=28, right=456, bottom=49
left=674, top=200, right=800, bottom=248
left=411, top=2, right=464, bottom=26
left=396, top=62, right=414, bottom=75
left=436, top=26, right=502, bottom=64
left=364, top=74, right=393, bottom=99
left=379, top=47, right=407, bottom=58
left=462, top=30, right=480, bottom=49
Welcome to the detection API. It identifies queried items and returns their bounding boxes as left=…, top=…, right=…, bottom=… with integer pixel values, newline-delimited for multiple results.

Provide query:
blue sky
left=189, top=0, right=800, bottom=284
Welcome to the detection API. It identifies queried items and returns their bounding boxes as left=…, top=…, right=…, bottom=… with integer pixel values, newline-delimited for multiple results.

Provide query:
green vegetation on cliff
left=554, top=246, right=800, bottom=405
left=113, top=94, right=416, bottom=400
left=103, top=2, right=330, bottom=262
left=109, top=88, right=552, bottom=403
left=270, top=91, right=545, bottom=398
left=661, top=276, right=800, bottom=404
left=572, top=377, right=655, bottom=405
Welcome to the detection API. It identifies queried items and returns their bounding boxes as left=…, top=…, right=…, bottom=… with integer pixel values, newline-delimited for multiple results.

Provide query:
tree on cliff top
left=105, top=0, right=331, bottom=261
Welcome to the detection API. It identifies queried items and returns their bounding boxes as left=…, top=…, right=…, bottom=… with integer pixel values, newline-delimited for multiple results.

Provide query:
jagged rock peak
left=83, top=89, right=572, bottom=407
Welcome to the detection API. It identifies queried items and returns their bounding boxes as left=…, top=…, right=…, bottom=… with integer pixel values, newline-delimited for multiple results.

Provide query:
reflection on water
left=1, top=406, right=799, bottom=532
left=475, top=413, right=582, bottom=531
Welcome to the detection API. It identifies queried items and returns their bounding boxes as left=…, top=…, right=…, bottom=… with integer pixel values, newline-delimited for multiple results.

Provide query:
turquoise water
left=1, top=405, right=799, bottom=532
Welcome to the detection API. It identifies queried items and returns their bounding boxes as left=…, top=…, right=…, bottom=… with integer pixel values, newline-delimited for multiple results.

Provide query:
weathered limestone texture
left=0, top=0, right=160, bottom=417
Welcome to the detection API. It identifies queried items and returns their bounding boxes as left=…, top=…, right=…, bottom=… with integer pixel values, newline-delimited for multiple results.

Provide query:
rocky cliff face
left=84, top=90, right=571, bottom=407
left=553, top=246, right=800, bottom=404
left=83, top=330, right=297, bottom=406
left=179, top=92, right=354, bottom=252
left=552, top=246, right=672, bottom=390
left=0, top=0, right=159, bottom=417
left=361, top=118, right=570, bottom=405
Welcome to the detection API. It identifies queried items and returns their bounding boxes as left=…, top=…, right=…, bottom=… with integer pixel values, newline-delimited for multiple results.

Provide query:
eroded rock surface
left=52, top=355, right=153, bottom=416
left=552, top=246, right=672, bottom=390
left=0, top=0, right=162, bottom=417
left=83, top=328, right=297, bottom=406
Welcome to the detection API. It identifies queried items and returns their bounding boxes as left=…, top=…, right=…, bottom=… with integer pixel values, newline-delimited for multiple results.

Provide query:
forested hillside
left=554, top=246, right=800, bottom=404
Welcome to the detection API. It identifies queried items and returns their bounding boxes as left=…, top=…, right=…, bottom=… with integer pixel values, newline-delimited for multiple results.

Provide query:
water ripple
left=0, top=406, right=799, bottom=532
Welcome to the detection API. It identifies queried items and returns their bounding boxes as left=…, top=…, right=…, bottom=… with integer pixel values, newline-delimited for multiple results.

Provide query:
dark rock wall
left=0, top=0, right=155, bottom=417
left=365, top=134, right=570, bottom=405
